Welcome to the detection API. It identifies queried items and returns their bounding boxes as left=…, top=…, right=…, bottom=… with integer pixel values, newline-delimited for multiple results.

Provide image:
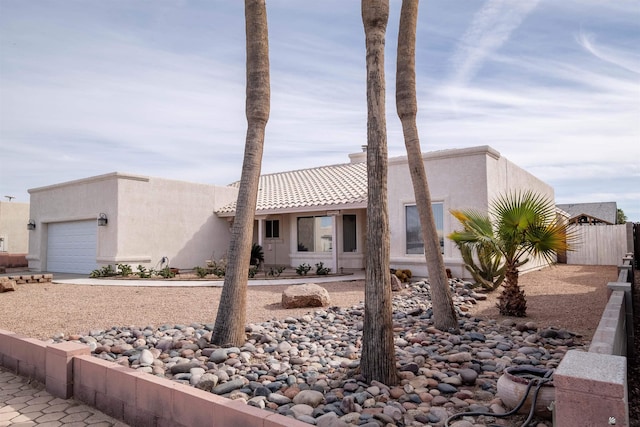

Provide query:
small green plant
left=136, top=265, right=151, bottom=278
left=268, top=266, right=286, bottom=277
left=296, top=263, right=312, bottom=276
left=207, top=258, right=227, bottom=277
left=315, top=262, right=331, bottom=276
left=117, top=264, right=133, bottom=277
left=194, top=266, right=210, bottom=278
left=89, top=264, right=116, bottom=278
left=248, top=265, right=258, bottom=278
left=156, top=267, right=175, bottom=279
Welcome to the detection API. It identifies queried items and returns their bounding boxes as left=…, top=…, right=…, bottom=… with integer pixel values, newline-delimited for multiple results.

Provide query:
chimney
left=349, top=146, right=367, bottom=164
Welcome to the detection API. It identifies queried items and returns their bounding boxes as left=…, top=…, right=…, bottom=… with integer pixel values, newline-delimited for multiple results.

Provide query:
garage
left=46, top=220, right=98, bottom=274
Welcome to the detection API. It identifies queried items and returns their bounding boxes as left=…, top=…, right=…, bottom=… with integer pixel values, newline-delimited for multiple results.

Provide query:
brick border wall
left=554, top=254, right=634, bottom=427
left=0, top=329, right=307, bottom=427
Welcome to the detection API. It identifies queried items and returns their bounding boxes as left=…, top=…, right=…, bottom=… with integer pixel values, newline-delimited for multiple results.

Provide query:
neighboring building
left=27, top=145, right=554, bottom=277
left=556, top=202, right=618, bottom=225
left=0, top=201, right=30, bottom=268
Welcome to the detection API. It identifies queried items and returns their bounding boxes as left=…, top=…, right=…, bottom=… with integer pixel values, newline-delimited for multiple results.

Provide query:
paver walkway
left=0, top=367, right=128, bottom=427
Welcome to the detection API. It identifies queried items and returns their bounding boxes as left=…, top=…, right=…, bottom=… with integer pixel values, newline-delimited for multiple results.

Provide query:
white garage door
left=47, top=220, right=98, bottom=274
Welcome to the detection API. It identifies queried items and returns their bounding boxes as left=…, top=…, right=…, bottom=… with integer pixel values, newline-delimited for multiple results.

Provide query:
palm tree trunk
left=497, top=262, right=527, bottom=316
left=212, top=0, right=270, bottom=346
left=360, top=0, right=397, bottom=386
left=396, top=0, right=458, bottom=331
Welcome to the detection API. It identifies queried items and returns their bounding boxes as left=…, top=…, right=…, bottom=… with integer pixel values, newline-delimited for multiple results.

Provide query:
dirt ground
left=468, top=264, right=617, bottom=340
left=0, top=264, right=617, bottom=342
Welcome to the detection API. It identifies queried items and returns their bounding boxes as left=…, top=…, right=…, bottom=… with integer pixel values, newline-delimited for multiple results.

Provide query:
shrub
left=248, top=265, right=258, bottom=278
left=268, top=266, right=286, bottom=277
left=207, top=258, right=227, bottom=277
left=117, top=264, right=133, bottom=277
left=458, top=243, right=505, bottom=291
left=136, top=265, right=151, bottom=278
left=394, top=269, right=412, bottom=283
left=89, top=265, right=116, bottom=278
left=194, top=266, right=210, bottom=278
left=296, top=263, right=312, bottom=276
left=156, top=267, right=175, bottom=279
left=315, top=262, right=331, bottom=276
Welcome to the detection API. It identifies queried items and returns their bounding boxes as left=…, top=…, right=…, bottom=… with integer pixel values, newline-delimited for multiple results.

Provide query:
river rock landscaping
left=57, top=279, right=585, bottom=427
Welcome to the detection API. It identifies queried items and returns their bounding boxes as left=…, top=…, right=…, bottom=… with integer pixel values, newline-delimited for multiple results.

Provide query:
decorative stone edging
left=5, top=274, right=53, bottom=284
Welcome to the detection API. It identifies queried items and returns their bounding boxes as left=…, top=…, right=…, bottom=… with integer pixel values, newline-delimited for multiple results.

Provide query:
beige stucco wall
left=255, top=215, right=292, bottom=267
left=27, top=173, right=238, bottom=272
left=0, top=201, right=30, bottom=254
left=112, top=175, right=238, bottom=269
left=387, top=145, right=554, bottom=278
left=27, top=174, right=119, bottom=271
left=486, top=150, right=556, bottom=273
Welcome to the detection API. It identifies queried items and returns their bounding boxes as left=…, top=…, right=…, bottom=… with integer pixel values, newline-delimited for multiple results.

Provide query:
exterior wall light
left=97, top=213, right=108, bottom=226
left=27, top=219, right=36, bottom=230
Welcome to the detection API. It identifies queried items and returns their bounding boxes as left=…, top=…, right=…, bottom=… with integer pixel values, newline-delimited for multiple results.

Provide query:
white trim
left=96, top=256, right=153, bottom=263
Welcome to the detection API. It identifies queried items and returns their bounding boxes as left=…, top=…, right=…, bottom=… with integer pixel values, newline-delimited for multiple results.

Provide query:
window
left=297, top=216, right=332, bottom=252
left=343, top=215, right=357, bottom=252
left=405, top=203, right=444, bottom=254
left=266, top=220, right=279, bottom=239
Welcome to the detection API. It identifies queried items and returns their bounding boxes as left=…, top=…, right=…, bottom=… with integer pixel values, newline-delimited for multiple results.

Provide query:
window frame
left=297, top=215, right=333, bottom=253
left=342, top=214, right=357, bottom=253
left=265, top=219, right=280, bottom=239
left=405, top=203, right=444, bottom=255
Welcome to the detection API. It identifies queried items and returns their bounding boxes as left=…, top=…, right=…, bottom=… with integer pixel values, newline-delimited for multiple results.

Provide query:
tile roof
left=217, top=161, right=368, bottom=215
left=556, top=202, right=618, bottom=224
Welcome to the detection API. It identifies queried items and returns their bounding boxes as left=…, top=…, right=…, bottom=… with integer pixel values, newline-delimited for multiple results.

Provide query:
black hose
left=521, top=369, right=554, bottom=426
left=444, top=369, right=554, bottom=427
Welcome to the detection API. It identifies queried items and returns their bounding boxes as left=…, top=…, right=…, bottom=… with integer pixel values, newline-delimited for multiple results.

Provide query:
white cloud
left=576, top=30, right=640, bottom=74
left=447, top=0, right=540, bottom=89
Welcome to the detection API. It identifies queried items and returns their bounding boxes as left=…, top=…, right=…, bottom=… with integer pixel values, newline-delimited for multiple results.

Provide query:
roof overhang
left=216, top=201, right=367, bottom=218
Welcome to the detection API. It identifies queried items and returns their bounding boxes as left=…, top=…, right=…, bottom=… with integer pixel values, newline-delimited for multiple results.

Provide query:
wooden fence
left=567, top=224, right=631, bottom=265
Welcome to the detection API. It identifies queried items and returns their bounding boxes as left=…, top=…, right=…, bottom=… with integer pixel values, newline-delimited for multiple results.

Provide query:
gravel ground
left=0, top=264, right=616, bottom=341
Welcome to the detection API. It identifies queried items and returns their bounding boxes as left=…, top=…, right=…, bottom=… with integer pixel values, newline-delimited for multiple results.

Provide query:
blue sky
left=1, top=0, right=639, bottom=221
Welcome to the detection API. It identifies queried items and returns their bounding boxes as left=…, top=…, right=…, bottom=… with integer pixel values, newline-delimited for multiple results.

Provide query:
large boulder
left=282, top=283, right=330, bottom=309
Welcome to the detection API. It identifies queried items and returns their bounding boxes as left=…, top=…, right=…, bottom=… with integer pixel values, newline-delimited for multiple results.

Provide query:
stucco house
left=0, top=201, right=30, bottom=269
left=26, top=145, right=554, bottom=277
left=26, top=174, right=238, bottom=274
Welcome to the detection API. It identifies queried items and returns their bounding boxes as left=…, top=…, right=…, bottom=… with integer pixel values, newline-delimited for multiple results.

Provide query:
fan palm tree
left=449, top=191, right=575, bottom=317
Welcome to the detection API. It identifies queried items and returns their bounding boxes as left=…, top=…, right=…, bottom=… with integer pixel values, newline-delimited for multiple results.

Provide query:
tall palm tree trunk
left=396, top=0, right=458, bottom=332
left=360, top=0, right=397, bottom=385
left=212, top=0, right=270, bottom=346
